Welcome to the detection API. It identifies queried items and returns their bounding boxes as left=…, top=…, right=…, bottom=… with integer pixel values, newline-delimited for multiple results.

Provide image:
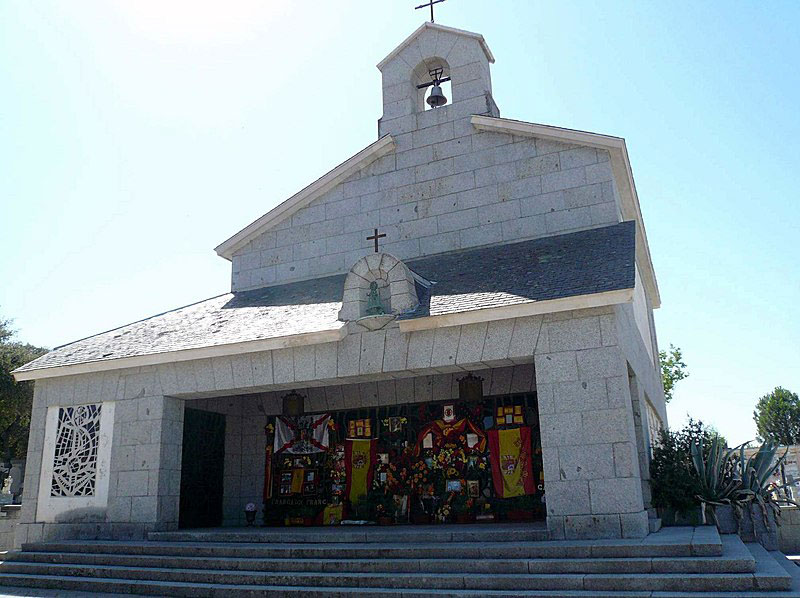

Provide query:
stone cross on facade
left=415, top=0, right=446, bottom=22
left=366, top=228, right=386, bottom=253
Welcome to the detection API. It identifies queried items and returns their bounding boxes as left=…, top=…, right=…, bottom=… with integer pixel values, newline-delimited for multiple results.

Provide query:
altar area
left=262, top=380, right=543, bottom=527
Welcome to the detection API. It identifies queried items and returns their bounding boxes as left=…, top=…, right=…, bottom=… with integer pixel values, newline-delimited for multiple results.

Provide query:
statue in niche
left=365, top=281, right=386, bottom=316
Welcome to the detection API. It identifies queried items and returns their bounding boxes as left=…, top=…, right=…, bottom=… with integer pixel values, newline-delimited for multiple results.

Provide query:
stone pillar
left=108, top=394, right=184, bottom=537
left=535, top=310, right=648, bottom=540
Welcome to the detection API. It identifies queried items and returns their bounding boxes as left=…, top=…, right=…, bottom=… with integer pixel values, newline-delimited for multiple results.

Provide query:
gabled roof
left=15, top=222, right=635, bottom=381
left=376, top=22, right=495, bottom=70
left=214, top=135, right=395, bottom=261
left=470, top=115, right=661, bottom=309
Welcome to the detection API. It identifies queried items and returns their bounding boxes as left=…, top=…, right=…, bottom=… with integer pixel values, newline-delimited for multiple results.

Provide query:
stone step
left=147, top=524, right=548, bottom=544
left=0, top=561, right=788, bottom=592
left=0, top=572, right=797, bottom=598
left=20, top=540, right=719, bottom=560
left=21, top=527, right=724, bottom=560
left=1, top=551, right=757, bottom=574
left=5, top=527, right=788, bottom=596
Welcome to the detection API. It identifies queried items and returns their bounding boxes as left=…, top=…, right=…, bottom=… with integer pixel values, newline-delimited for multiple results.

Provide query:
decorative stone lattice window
left=37, top=401, right=115, bottom=522
left=339, top=253, right=419, bottom=322
left=50, top=404, right=102, bottom=497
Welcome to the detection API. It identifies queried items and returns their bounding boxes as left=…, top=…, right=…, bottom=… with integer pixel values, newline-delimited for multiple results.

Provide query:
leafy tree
left=0, top=317, right=47, bottom=462
left=753, top=387, right=800, bottom=445
left=659, top=344, right=688, bottom=403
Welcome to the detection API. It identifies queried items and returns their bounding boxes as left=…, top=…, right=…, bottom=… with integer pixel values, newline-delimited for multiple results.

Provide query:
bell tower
left=376, top=22, right=498, bottom=138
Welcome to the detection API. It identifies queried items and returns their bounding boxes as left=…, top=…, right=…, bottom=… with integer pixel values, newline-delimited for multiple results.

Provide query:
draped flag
left=414, top=418, right=487, bottom=455
left=345, top=439, right=376, bottom=504
left=274, top=415, right=330, bottom=454
left=488, top=426, right=535, bottom=498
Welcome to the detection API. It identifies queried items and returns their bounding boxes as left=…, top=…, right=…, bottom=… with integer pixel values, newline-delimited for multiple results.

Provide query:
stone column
left=535, top=310, right=648, bottom=540
left=108, top=394, right=184, bottom=537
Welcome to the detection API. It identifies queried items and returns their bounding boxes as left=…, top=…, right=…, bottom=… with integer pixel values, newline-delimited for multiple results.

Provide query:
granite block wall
left=534, top=307, right=650, bottom=540
left=15, top=369, right=184, bottom=546
left=231, top=133, right=621, bottom=291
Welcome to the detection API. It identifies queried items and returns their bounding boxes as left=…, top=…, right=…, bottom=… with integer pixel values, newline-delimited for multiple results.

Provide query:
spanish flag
left=345, top=439, right=376, bottom=504
left=488, top=426, right=535, bottom=498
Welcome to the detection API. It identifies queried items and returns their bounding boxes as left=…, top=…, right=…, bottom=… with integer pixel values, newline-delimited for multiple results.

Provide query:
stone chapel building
left=13, top=22, right=666, bottom=544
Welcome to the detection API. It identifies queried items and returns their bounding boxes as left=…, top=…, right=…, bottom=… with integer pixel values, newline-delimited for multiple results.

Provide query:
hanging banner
left=345, top=438, right=376, bottom=504
left=414, top=418, right=487, bottom=455
left=488, top=426, right=535, bottom=498
left=274, top=414, right=331, bottom=454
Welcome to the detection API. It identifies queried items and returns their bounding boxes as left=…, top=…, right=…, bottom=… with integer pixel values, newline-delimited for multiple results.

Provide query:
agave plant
left=735, top=442, right=797, bottom=526
left=690, top=435, right=742, bottom=526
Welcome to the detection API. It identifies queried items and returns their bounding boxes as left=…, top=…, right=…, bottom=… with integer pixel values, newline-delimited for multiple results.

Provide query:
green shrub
left=650, top=418, right=718, bottom=514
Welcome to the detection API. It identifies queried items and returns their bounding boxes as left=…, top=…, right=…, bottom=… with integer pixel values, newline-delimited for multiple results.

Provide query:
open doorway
left=179, top=408, right=225, bottom=528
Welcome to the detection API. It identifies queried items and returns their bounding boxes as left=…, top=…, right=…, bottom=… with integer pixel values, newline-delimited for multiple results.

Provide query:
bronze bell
left=426, top=83, right=447, bottom=108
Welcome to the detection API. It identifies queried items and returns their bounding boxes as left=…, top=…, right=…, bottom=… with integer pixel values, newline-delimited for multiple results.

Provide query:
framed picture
left=302, top=469, right=318, bottom=496
left=388, top=416, right=403, bottom=433
left=423, top=433, right=433, bottom=449
left=466, top=433, right=479, bottom=448
left=467, top=480, right=480, bottom=497
left=378, top=453, right=389, bottom=464
left=446, top=479, right=462, bottom=492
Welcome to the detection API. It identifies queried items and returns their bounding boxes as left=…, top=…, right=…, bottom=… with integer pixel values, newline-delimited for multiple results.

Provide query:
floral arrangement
left=435, top=502, right=451, bottom=523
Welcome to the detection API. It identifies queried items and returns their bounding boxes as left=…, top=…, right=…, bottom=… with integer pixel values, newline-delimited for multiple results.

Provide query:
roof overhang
left=12, top=325, right=347, bottom=382
left=214, top=135, right=395, bottom=261
left=471, top=115, right=661, bottom=309
left=14, top=286, right=633, bottom=381
left=376, top=22, right=495, bottom=70
left=399, top=288, right=634, bottom=332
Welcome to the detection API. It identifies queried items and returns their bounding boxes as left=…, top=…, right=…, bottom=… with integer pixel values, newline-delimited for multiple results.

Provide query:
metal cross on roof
left=415, top=0, right=446, bottom=23
left=366, top=228, right=386, bottom=253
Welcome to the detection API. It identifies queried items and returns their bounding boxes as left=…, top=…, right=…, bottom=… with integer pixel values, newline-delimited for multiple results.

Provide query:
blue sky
left=1, top=1, right=798, bottom=445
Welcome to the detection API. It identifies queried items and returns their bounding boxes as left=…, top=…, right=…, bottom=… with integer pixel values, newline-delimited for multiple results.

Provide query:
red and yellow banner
left=345, top=439, right=376, bottom=504
left=488, top=426, right=535, bottom=498
left=414, top=418, right=486, bottom=455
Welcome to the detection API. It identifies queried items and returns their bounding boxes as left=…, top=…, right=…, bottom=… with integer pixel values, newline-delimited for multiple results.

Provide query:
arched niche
left=411, top=57, right=451, bottom=113
left=338, top=253, right=419, bottom=322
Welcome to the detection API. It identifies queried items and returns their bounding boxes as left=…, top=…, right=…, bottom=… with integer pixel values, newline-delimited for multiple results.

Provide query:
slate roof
left=404, top=220, right=636, bottom=319
left=15, top=221, right=635, bottom=375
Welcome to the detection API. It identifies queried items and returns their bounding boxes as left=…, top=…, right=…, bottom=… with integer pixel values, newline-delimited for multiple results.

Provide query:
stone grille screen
left=50, top=404, right=102, bottom=497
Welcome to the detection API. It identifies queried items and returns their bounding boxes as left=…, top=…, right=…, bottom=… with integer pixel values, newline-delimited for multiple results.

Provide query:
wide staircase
left=0, top=524, right=799, bottom=597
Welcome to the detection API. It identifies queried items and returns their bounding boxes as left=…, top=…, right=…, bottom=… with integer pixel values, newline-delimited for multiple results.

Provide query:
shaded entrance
left=179, top=408, right=225, bottom=529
